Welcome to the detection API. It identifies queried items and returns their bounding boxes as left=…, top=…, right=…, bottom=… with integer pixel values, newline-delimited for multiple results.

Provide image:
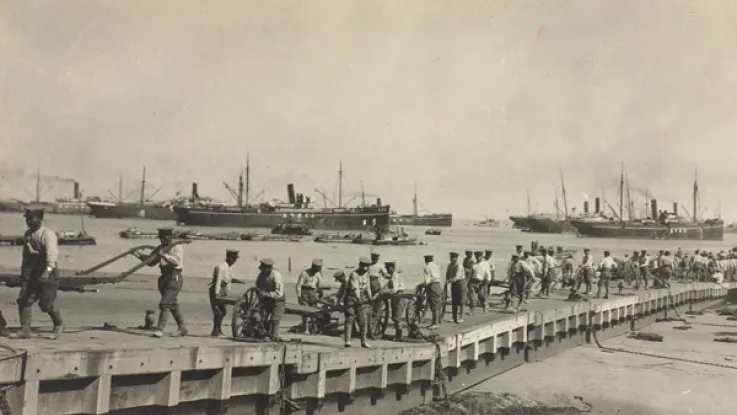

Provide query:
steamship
left=390, top=184, right=452, bottom=227
left=570, top=171, right=724, bottom=241
left=86, top=167, right=178, bottom=220
left=172, top=162, right=391, bottom=231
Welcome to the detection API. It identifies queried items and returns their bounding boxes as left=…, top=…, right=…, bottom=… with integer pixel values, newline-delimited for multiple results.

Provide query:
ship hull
left=390, top=214, right=452, bottom=227
left=526, top=217, right=577, bottom=234
left=52, top=203, right=91, bottom=215
left=571, top=220, right=724, bottom=241
left=88, top=203, right=177, bottom=220
left=174, top=206, right=391, bottom=231
left=509, top=215, right=530, bottom=229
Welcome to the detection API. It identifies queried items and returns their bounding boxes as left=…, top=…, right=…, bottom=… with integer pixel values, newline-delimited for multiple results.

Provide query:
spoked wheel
left=439, top=285, right=448, bottom=321
left=368, top=298, right=390, bottom=339
left=405, top=284, right=428, bottom=327
left=231, top=288, right=261, bottom=338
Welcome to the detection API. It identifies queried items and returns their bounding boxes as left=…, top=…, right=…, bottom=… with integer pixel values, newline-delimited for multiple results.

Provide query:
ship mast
left=338, top=161, right=343, bottom=208
left=644, top=189, right=649, bottom=219
left=35, top=168, right=41, bottom=203
left=693, top=168, right=699, bottom=222
left=526, top=189, right=531, bottom=215
left=361, top=181, right=366, bottom=207
left=118, top=174, right=123, bottom=203
left=140, top=166, right=146, bottom=206
left=559, top=167, right=569, bottom=218
left=625, top=172, right=633, bottom=220
left=237, top=165, right=244, bottom=208
left=554, top=183, right=560, bottom=220
left=245, top=152, right=250, bottom=206
left=619, top=163, right=624, bottom=224
left=413, top=183, right=419, bottom=217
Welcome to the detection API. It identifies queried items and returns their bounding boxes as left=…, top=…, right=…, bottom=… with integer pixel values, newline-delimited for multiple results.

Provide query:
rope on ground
left=589, top=326, right=737, bottom=370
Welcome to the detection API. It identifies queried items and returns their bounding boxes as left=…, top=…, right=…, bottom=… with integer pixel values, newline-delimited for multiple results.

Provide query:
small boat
left=472, top=218, right=500, bottom=227
left=271, top=222, right=313, bottom=236
left=0, top=235, right=23, bottom=246
left=57, top=230, right=97, bottom=246
left=313, top=233, right=359, bottom=243
left=425, top=228, right=442, bottom=236
left=118, top=227, right=199, bottom=239
left=247, top=234, right=304, bottom=242
left=351, top=234, right=420, bottom=246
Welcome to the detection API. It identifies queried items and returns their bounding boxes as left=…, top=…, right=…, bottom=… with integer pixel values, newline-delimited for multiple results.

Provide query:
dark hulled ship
left=86, top=167, right=178, bottom=220
left=525, top=216, right=577, bottom=234
left=508, top=215, right=531, bottom=229
left=571, top=172, right=724, bottom=241
left=390, top=184, right=452, bottom=227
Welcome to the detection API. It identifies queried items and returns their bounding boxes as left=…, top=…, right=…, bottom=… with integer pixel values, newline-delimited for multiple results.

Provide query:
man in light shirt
left=423, top=254, right=443, bottom=329
left=133, top=227, right=187, bottom=338
left=540, top=249, right=558, bottom=298
left=509, top=254, right=534, bottom=311
left=469, top=251, right=489, bottom=314
left=383, top=261, right=406, bottom=340
left=638, top=250, right=650, bottom=289
left=658, top=251, right=675, bottom=288
left=523, top=251, right=542, bottom=299
left=296, top=259, right=324, bottom=334
left=255, top=258, right=285, bottom=339
left=577, top=248, right=594, bottom=295
left=9, top=207, right=64, bottom=339
left=446, top=252, right=466, bottom=323
left=209, top=249, right=242, bottom=337
left=596, top=251, right=617, bottom=299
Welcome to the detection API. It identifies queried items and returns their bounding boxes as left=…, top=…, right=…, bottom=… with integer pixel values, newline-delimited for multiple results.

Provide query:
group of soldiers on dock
left=1, top=207, right=735, bottom=349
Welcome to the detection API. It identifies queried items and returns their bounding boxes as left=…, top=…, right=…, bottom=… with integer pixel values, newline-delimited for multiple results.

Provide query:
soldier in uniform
left=367, top=252, right=386, bottom=339
left=596, top=251, right=616, bottom=299
left=423, top=254, right=443, bottom=329
left=468, top=251, right=489, bottom=314
left=254, top=258, right=285, bottom=339
left=336, top=257, right=372, bottom=348
left=296, top=259, right=323, bottom=334
left=509, top=254, right=534, bottom=311
left=638, top=250, right=650, bottom=289
left=540, top=248, right=557, bottom=298
left=383, top=261, right=406, bottom=340
left=658, top=251, right=675, bottom=288
left=9, top=208, right=64, bottom=339
left=577, top=248, right=594, bottom=295
left=484, top=250, right=496, bottom=302
left=445, top=252, right=466, bottom=323
left=133, top=228, right=187, bottom=338
left=209, top=249, right=241, bottom=337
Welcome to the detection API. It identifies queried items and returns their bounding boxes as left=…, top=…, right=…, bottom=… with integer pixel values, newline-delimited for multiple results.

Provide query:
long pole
left=338, top=161, right=343, bottom=208
left=526, top=189, right=531, bottom=215
left=619, top=163, right=624, bottom=224
left=559, top=167, right=569, bottom=217
left=140, top=166, right=146, bottom=206
left=35, top=169, right=41, bottom=203
left=245, top=152, right=250, bottom=206
left=693, top=168, right=698, bottom=222
left=118, top=174, right=123, bottom=203
left=413, top=183, right=419, bottom=216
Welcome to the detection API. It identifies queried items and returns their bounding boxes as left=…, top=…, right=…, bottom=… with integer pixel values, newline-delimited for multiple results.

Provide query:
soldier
left=367, top=252, right=386, bottom=339
left=423, top=254, right=443, bottom=329
left=9, top=208, right=64, bottom=340
left=132, top=228, right=187, bottom=338
left=638, top=250, right=650, bottom=289
left=383, top=261, right=406, bottom=340
left=577, top=248, right=594, bottom=295
left=561, top=255, right=575, bottom=287
left=509, top=254, right=534, bottom=311
left=484, top=250, right=496, bottom=301
left=523, top=251, right=542, bottom=299
left=253, top=258, right=285, bottom=339
left=596, top=251, right=616, bottom=299
left=296, top=259, right=323, bottom=335
left=468, top=251, right=489, bottom=314
left=540, top=248, right=557, bottom=298
left=445, top=252, right=466, bottom=323
left=209, top=249, right=241, bottom=337
left=659, top=251, right=675, bottom=288
left=336, top=257, right=372, bottom=348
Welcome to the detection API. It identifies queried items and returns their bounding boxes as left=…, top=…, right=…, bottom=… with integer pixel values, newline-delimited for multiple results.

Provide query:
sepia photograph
left=1, top=1, right=736, bottom=414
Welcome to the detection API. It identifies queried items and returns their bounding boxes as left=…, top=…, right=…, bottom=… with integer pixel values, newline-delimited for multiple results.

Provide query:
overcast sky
left=1, top=0, right=735, bottom=220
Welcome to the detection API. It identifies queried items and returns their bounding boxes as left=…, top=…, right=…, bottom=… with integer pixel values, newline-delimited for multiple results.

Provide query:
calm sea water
left=1, top=212, right=735, bottom=286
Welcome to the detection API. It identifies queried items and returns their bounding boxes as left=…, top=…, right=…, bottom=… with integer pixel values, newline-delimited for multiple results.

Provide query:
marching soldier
left=596, top=251, right=616, bottom=299
left=336, top=257, right=372, bottom=348
left=209, top=249, right=242, bottom=337
left=10, top=207, right=64, bottom=340
left=254, top=258, right=285, bottom=339
left=133, top=228, right=187, bottom=338
left=296, top=259, right=323, bottom=334
left=423, top=254, right=443, bottom=329
left=445, top=252, right=466, bottom=323
left=383, top=261, right=406, bottom=340
left=468, top=251, right=489, bottom=314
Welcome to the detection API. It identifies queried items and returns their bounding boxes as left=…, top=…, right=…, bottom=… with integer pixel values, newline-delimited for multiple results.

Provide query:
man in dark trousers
left=445, top=251, right=466, bottom=323
left=10, top=207, right=64, bottom=339
left=209, top=249, right=241, bottom=337
left=254, top=258, right=286, bottom=339
left=134, top=228, right=187, bottom=338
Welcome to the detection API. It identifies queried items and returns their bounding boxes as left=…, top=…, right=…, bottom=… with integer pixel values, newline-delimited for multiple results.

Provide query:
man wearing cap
left=509, top=254, right=534, bottom=311
left=523, top=252, right=542, bottom=299
left=446, top=252, right=466, bottom=324
left=423, top=254, right=443, bottom=329
left=383, top=261, right=406, bottom=340
left=296, top=259, right=323, bottom=334
left=658, top=251, right=675, bottom=288
left=134, top=227, right=187, bottom=338
left=10, top=208, right=64, bottom=339
left=209, top=249, right=241, bottom=337
left=596, top=251, right=616, bottom=299
left=540, top=249, right=557, bottom=298
left=254, top=258, right=285, bottom=339
left=484, top=250, right=496, bottom=301
left=367, top=252, right=387, bottom=338
left=468, top=251, right=489, bottom=314
left=577, top=248, right=594, bottom=295
left=338, top=257, right=372, bottom=348
left=637, top=250, right=650, bottom=289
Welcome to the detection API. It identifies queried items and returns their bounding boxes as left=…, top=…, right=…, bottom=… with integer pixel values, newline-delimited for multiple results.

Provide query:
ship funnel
left=651, top=199, right=658, bottom=221
left=73, top=181, right=81, bottom=199
left=287, top=184, right=296, bottom=204
left=191, top=183, right=199, bottom=200
left=594, top=197, right=601, bottom=213
left=376, top=198, right=382, bottom=207
left=673, top=202, right=678, bottom=215
left=583, top=201, right=589, bottom=214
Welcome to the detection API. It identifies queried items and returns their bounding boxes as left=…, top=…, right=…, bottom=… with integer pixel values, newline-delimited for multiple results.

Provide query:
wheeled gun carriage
left=0, top=241, right=192, bottom=292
